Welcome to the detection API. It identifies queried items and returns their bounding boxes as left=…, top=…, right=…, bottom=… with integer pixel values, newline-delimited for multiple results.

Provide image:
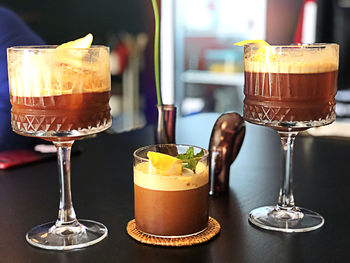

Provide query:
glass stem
left=277, top=131, right=298, bottom=209
left=53, top=141, right=77, bottom=226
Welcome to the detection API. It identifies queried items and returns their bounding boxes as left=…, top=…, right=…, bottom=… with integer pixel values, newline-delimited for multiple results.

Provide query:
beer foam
left=7, top=47, right=110, bottom=97
left=134, top=162, right=209, bottom=191
left=245, top=45, right=339, bottom=74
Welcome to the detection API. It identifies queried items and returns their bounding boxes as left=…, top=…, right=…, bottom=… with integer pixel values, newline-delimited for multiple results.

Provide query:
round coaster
left=126, top=217, right=220, bottom=247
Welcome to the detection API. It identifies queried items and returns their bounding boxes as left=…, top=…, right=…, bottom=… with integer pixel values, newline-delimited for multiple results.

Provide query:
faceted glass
left=243, top=43, right=339, bottom=232
left=7, top=45, right=111, bottom=250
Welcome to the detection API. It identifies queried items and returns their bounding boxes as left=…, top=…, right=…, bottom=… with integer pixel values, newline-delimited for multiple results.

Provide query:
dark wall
left=317, top=0, right=350, bottom=90
left=0, top=0, right=152, bottom=45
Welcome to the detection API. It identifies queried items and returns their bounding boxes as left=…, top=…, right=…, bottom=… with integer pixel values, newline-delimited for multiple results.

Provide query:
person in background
left=0, top=6, right=44, bottom=151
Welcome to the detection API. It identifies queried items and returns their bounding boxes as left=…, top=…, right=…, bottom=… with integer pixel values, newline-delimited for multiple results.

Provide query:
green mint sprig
left=176, top=147, right=204, bottom=171
left=151, top=0, right=163, bottom=106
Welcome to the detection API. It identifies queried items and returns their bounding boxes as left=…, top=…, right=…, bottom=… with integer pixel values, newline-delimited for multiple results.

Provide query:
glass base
left=248, top=206, right=324, bottom=233
left=26, top=219, right=108, bottom=250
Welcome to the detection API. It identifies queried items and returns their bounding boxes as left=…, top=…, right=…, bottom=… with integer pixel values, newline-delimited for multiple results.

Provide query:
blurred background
left=1, top=0, right=348, bottom=133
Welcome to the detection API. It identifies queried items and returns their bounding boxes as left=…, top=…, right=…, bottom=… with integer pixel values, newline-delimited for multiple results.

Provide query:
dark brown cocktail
left=134, top=184, right=208, bottom=236
left=243, top=44, right=339, bottom=130
left=7, top=41, right=111, bottom=250
left=11, top=91, right=111, bottom=139
left=242, top=43, right=339, bottom=233
left=133, top=144, right=209, bottom=237
left=7, top=44, right=111, bottom=140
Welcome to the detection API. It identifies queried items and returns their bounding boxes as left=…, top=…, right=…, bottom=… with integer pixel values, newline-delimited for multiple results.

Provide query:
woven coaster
left=126, top=217, right=220, bottom=247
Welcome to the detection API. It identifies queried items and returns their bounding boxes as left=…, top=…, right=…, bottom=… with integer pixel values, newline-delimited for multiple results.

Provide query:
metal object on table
left=155, top=104, right=177, bottom=144
left=209, top=112, right=245, bottom=196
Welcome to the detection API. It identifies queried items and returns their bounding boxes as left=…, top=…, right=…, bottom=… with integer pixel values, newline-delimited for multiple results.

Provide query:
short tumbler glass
left=133, top=144, right=209, bottom=237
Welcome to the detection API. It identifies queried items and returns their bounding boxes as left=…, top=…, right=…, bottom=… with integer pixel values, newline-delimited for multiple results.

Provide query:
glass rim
left=244, top=43, right=338, bottom=48
left=133, top=144, right=209, bottom=162
left=7, top=45, right=109, bottom=51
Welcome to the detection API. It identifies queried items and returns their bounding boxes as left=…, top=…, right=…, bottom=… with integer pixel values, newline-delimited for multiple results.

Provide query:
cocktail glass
left=243, top=43, right=339, bottom=232
left=7, top=45, right=111, bottom=249
left=133, top=144, right=209, bottom=237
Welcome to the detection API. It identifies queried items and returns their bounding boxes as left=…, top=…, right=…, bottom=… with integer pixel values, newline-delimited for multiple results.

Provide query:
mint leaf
left=176, top=147, right=205, bottom=171
left=194, top=149, right=204, bottom=159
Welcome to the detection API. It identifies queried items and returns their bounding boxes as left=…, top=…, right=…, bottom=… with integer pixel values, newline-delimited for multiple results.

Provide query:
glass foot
left=26, top=219, right=108, bottom=250
left=248, top=206, right=324, bottom=233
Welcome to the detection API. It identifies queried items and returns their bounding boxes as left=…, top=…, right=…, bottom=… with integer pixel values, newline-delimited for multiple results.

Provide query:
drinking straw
left=151, top=0, right=163, bottom=106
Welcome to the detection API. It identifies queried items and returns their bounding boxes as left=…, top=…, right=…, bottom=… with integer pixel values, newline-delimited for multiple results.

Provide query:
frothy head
left=133, top=144, right=209, bottom=191
left=7, top=45, right=110, bottom=97
left=244, top=44, right=339, bottom=74
left=134, top=161, right=209, bottom=191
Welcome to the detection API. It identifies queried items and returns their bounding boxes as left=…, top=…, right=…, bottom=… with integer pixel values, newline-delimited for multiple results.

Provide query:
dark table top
left=0, top=113, right=349, bottom=263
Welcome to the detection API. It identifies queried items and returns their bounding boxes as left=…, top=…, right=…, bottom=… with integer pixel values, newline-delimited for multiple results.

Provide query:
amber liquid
left=134, top=183, right=209, bottom=236
left=244, top=71, right=338, bottom=129
left=10, top=91, right=111, bottom=139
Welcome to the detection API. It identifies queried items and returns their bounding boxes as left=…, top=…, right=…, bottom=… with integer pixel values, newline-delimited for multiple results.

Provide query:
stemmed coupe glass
left=243, top=43, right=339, bottom=232
left=7, top=45, right=111, bottom=249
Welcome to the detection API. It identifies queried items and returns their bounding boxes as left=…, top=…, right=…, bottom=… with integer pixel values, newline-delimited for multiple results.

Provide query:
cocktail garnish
left=234, top=39, right=275, bottom=62
left=57, top=33, right=93, bottom=49
left=234, top=39, right=269, bottom=47
left=176, top=147, right=204, bottom=172
left=147, top=151, right=182, bottom=176
left=55, top=33, right=93, bottom=67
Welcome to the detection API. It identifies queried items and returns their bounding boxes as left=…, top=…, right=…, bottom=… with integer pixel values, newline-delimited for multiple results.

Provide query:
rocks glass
left=133, top=144, right=209, bottom=237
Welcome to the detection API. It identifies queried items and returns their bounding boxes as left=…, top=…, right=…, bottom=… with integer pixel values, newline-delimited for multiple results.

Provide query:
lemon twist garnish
left=234, top=39, right=276, bottom=62
left=57, top=33, right=93, bottom=49
left=55, top=33, right=93, bottom=67
left=147, top=151, right=182, bottom=176
left=234, top=39, right=269, bottom=47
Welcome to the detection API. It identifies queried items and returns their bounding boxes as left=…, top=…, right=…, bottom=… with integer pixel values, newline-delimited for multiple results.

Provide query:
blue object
left=0, top=7, right=44, bottom=150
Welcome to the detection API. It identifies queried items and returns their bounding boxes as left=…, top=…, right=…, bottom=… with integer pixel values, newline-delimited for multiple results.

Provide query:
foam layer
left=7, top=47, right=110, bottom=97
left=245, top=45, right=339, bottom=74
left=134, top=161, right=209, bottom=191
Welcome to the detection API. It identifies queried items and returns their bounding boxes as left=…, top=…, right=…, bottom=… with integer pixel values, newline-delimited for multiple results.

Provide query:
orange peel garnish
left=234, top=39, right=276, bottom=62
